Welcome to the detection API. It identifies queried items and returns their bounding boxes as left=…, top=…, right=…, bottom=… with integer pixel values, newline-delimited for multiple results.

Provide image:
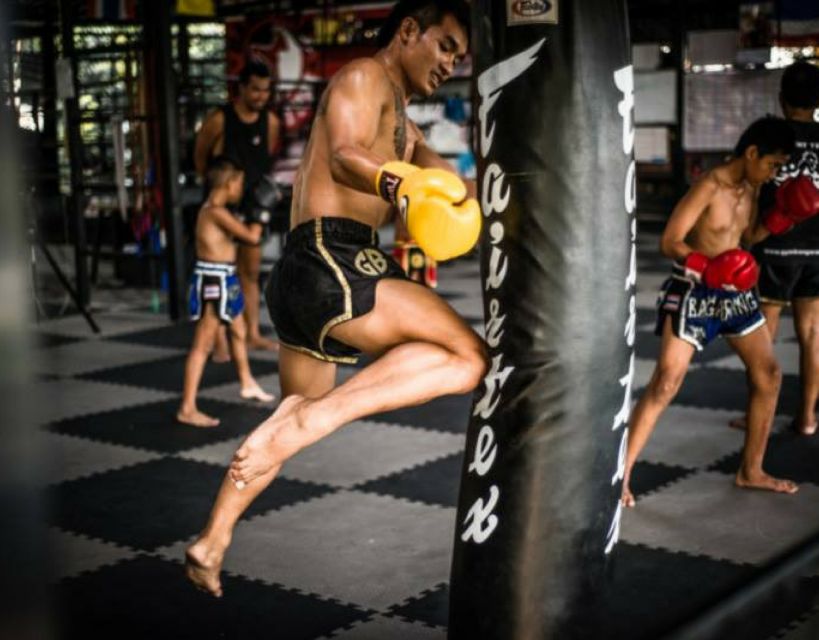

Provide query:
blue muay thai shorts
left=655, top=263, right=766, bottom=351
left=188, top=260, right=244, bottom=324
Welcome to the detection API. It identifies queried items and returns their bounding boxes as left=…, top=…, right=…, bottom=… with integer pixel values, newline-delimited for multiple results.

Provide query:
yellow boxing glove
left=375, top=161, right=481, bottom=261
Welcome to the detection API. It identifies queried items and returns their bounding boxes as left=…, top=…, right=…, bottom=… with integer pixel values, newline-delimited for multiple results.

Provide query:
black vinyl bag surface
left=449, top=1, right=635, bottom=638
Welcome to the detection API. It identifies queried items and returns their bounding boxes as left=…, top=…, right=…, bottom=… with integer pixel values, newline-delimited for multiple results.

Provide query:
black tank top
left=755, top=119, right=819, bottom=262
left=221, top=103, right=273, bottom=211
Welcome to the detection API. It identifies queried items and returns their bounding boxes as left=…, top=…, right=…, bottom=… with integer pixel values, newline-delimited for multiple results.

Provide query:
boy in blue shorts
left=622, top=117, right=799, bottom=507
left=177, top=157, right=274, bottom=428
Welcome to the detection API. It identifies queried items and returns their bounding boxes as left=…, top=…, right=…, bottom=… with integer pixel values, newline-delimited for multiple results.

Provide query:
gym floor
left=34, top=231, right=819, bottom=639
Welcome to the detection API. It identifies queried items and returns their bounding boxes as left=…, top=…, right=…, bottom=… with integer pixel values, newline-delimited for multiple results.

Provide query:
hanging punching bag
left=449, top=1, right=635, bottom=638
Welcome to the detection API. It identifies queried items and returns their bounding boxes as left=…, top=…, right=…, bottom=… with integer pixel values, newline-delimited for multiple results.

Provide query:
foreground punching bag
left=449, top=1, right=635, bottom=638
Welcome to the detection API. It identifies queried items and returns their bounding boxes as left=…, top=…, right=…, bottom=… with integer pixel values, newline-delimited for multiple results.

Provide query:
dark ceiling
left=0, top=0, right=750, bottom=43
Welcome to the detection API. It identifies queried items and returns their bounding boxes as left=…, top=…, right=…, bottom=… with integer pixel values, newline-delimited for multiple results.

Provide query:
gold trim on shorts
left=278, top=340, right=358, bottom=365
left=314, top=218, right=354, bottom=358
left=758, top=295, right=791, bottom=307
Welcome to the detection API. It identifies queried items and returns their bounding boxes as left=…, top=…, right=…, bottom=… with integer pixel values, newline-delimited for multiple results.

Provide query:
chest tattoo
left=392, top=83, right=407, bottom=159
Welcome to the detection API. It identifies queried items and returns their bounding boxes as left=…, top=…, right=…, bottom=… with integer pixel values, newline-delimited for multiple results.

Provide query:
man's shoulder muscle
left=198, top=109, right=225, bottom=148
left=201, top=205, right=234, bottom=232
left=329, top=58, right=391, bottom=100
left=198, top=203, right=218, bottom=221
left=203, top=107, right=225, bottom=129
left=670, top=173, right=720, bottom=227
left=694, top=171, right=723, bottom=199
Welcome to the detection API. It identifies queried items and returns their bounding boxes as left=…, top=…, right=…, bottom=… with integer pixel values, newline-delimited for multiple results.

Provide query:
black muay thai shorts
left=265, top=217, right=410, bottom=364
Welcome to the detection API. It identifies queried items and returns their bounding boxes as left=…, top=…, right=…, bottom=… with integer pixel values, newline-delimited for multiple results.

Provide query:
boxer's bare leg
left=793, top=297, right=819, bottom=435
left=212, top=327, right=231, bottom=363
left=729, top=302, right=782, bottom=431
left=622, top=317, right=695, bottom=507
left=178, top=305, right=221, bottom=428
left=185, top=346, right=336, bottom=597
left=239, top=243, right=278, bottom=351
left=762, top=301, right=784, bottom=340
left=185, top=465, right=280, bottom=597
left=228, top=314, right=274, bottom=403
left=727, top=327, right=798, bottom=494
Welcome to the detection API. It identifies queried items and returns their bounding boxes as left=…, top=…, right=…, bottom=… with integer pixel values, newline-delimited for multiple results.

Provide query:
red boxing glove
left=764, top=175, right=819, bottom=235
left=683, top=251, right=710, bottom=283
left=702, top=249, right=759, bottom=291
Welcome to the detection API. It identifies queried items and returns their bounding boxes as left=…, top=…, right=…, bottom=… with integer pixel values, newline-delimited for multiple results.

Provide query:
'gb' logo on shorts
left=354, top=248, right=388, bottom=276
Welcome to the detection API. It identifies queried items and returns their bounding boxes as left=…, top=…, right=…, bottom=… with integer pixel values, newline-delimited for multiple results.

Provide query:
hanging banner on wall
left=225, top=6, right=390, bottom=138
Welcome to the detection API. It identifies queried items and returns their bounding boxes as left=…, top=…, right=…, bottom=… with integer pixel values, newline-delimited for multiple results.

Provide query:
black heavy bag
left=449, top=1, right=635, bottom=638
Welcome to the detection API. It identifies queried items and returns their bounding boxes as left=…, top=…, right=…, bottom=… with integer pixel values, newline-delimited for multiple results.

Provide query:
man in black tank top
left=194, top=60, right=281, bottom=355
left=750, top=61, right=819, bottom=435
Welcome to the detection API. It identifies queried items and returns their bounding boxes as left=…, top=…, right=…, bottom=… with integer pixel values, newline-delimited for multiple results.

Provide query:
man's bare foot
left=735, top=470, right=799, bottom=495
left=177, top=409, right=220, bottom=428
left=185, top=539, right=225, bottom=597
left=247, top=335, right=279, bottom=352
left=729, top=416, right=747, bottom=431
left=229, top=395, right=308, bottom=488
left=240, top=384, right=275, bottom=403
left=621, top=486, right=636, bottom=508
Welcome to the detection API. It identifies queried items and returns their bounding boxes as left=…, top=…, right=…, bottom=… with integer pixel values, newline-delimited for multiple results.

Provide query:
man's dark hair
left=238, top=59, right=271, bottom=85
left=781, top=60, right=819, bottom=110
left=207, top=155, right=243, bottom=188
left=734, top=116, right=795, bottom=158
left=376, top=0, right=470, bottom=48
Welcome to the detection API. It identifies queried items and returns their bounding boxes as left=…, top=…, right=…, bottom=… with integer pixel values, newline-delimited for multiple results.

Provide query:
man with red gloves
left=763, top=175, right=819, bottom=236
left=750, top=60, right=819, bottom=436
left=622, top=117, right=798, bottom=508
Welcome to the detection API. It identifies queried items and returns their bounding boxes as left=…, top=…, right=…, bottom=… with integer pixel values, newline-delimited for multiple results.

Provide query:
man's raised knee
left=462, top=352, right=488, bottom=393
left=473, top=345, right=490, bottom=385
left=454, top=343, right=489, bottom=394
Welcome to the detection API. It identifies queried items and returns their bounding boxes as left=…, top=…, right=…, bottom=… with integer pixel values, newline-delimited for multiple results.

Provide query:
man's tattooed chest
left=392, top=84, right=407, bottom=159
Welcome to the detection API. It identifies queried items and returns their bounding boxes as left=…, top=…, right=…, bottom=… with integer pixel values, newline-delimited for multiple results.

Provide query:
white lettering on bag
left=604, top=64, right=636, bottom=556
left=477, top=39, right=546, bottom=157
left=460, top=40, right=545, bottom=545
left=461, top=485, right=500, bottom=544
left=468, top=425, right=498, bottom=476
